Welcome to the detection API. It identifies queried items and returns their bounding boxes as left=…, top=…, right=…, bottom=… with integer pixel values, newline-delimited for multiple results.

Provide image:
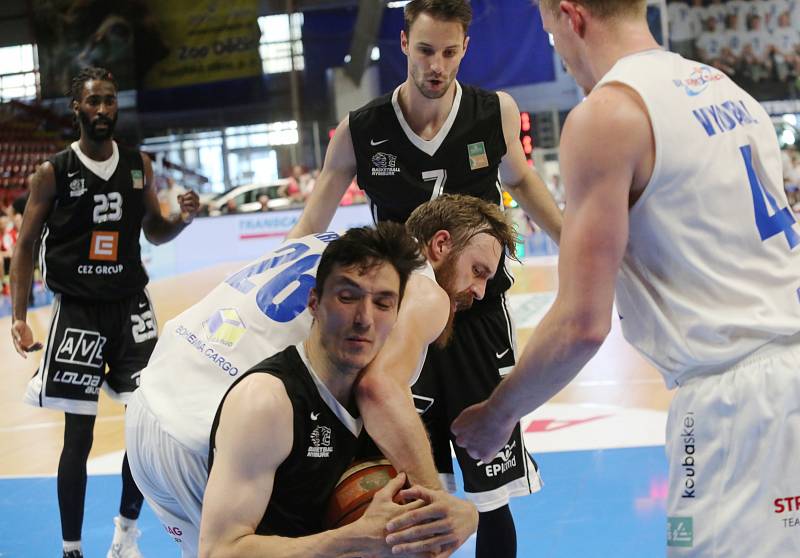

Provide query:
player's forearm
left=488, top=300, right=606, bottom=424
left=9, top=244, right=35, bottom=321
left=287, top=194, right=341, bottom=239
left=506, top=173, right=563, bottom=244
left=200, top=522, right=369, bottom=558
left=356, top=376, right=442, bottom=490
left=142, top=214, right=190, bottom=245
left=286, top=210, right=324, bottom=239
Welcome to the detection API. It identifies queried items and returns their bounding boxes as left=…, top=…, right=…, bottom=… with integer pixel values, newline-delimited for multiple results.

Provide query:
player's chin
left=340, top=341, right=377, bottom=366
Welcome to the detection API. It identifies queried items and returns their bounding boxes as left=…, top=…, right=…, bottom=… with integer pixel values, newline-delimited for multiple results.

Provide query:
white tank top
left=140, top=233, right=435, bottom=453
left=595, top=49, right=800, bottom=386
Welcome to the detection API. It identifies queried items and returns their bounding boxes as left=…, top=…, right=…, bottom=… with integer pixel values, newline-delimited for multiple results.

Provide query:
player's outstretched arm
left=355, top=273, right=449, bottom=490
left=286, top=117, right=357, bottom=239
left=139, top=152, right=199, bottom=245
left=198, top=374, right=427, bottom=558
left=355, top=274, right=478, bottom=555
left=453, top=84, right=650, bottom=463
left=496, top=91, right=563, bottom=243
left=10, top=163, right=56, bottom=357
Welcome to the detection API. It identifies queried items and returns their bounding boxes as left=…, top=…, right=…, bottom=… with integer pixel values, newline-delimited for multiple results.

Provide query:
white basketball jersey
left=595, top=50, right=800, bottom=386
left=140, top=232, right=435, bottom=454
left=139, top=233, right=336, bottom=453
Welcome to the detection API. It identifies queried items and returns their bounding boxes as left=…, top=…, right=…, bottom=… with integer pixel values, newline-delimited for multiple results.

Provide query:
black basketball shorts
left=24, top=290, right=158, bottom=415
left=411, top=293, right=543, bottom=512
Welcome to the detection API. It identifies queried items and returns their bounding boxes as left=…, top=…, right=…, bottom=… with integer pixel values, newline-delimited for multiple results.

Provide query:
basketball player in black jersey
left=201, top=224, right=472, bottom=557
left=288, top=2, right=562, bottom=556
left=9, top=67, right=199, bottom=558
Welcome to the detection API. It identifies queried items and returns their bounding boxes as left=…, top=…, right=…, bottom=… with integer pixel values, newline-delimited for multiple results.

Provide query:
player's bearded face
left=432, top=251, right=475, bottom=348
left=79, top=108, right=117, bottom=141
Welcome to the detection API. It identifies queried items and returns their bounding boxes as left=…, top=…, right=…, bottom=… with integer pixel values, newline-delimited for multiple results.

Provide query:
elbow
left=355, top=371, right=400, bottom=410
left=198, top=539, right=233, bottom=558
left=570, top=315, right=610, bottom=351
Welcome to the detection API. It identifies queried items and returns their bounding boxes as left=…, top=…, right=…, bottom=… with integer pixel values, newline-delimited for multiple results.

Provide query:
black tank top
left=41, top=143, right=148, bottom=300
left=349, top=83, right=512, bottom=301
left=209, top=345, right=362, bottom=537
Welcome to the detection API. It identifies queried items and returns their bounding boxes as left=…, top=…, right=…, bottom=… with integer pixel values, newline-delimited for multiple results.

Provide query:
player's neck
left=586, top=24, right=661, bottom=88
left=78, top=136, right=114, bottom=161
left=303, top=337, right=357, bottom=407
left=397, top=80, right=457, bottom=139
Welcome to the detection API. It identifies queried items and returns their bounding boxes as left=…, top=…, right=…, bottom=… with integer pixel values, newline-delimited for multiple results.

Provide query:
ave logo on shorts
left=308, top=425, right=333, bottom=458
left=55, top=328, right=107, bottom=368
left=89, top=231, right=119, bottom=261
left=202, top=308, right=247, bottom=348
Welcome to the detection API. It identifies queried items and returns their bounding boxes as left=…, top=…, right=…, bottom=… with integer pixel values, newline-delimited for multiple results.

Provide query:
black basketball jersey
left=41, top=143, right=149, bottom=300
left=349, top=82, right=512, bottom=299
left=209, top=345, right=362, bottom=537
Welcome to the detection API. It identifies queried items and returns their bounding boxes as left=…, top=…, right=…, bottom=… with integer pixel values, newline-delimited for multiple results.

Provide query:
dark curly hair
left=315, top=223, right=425, bottom=302
left=69, top=66, right=118, bottom=103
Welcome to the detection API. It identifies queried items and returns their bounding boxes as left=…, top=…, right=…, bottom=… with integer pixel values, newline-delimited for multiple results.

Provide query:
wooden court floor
left=0, top=259, right=673, bottom=478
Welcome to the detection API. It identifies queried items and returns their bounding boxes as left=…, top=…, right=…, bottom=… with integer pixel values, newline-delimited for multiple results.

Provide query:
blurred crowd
left=668, top=0, right=800, bottom=90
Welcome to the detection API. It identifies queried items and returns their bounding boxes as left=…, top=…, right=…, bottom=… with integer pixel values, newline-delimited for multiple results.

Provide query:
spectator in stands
left=280, top=164, right=311, bottom=203
left=668, top=0, right=698, bottom=59
left=741, top=12, right=773, bottom=82
left=727, top=0, right=750, bottom=32
left=690, top=0, right=709, bottom=34
left=719, top=18, right=744, bottom=76
left=705, top=0, right=728, bottom=31
left=223, top=197, right=239, bottom=214
left=769, top=10, right=800, bottom=84
left=157, top=176, right=187, bottom=218
left=697, top=16, right=735, bottom=74
left=784, top=146, right=800, bottom=189
left=258, top=193, right=270, bottom=212
left=339, top=179, right=366, bottom=206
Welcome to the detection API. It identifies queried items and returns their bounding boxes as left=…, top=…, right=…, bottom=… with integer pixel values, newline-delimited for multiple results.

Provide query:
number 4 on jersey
left=740, top=145, right=799, bottom=250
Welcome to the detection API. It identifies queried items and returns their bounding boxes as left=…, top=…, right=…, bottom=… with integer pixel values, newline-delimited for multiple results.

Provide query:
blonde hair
left=539, top=0, right=646, bottom=20
left=405, top=194, right=518, bottom=259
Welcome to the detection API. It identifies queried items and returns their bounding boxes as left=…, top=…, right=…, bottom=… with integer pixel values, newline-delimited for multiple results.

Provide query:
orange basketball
left=323, top=458, right=398, bottom=529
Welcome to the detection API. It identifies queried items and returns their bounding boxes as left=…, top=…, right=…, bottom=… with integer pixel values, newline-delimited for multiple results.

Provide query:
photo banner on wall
left=32, top=0, right=261, bottom=99
left=141, top=0, right=262, bottom=91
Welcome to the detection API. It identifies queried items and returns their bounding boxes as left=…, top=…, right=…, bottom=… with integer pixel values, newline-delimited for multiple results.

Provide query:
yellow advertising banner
left=143, top=0, right=262, bottom=90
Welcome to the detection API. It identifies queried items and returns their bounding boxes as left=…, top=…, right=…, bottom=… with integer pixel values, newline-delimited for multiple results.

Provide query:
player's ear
left=429, top=230, right=452, bottom=262
left=401, top=29, right=409, bottom=55
left=308, top=287, right=320, bottom=316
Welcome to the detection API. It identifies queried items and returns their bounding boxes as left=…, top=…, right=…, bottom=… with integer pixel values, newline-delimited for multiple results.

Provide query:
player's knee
left=63, top=415, right=95, bottom=458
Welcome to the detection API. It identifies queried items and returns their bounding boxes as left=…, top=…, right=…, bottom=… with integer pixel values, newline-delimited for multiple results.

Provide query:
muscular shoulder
left=32, top=160, right=57, bottom=185
left=349, top=90, right=393, bottom=122
left=223, top=373, right=293, bottom=428
left=568, top=84, right=649, bottom=137
left=562, top=84, right=652, bottom=167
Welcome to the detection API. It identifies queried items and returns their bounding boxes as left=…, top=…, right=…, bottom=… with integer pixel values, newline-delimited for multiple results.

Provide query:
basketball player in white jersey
left=126, top=194, right=517, bottom=557
left=452, top=1, right=800, bottom=556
